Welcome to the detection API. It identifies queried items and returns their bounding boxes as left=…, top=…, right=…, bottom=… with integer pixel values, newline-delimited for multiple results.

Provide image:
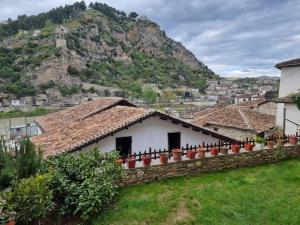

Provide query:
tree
left=160, top=90, right=177, bottom=104
left=129, top=12, right=138, bottom=18
left=143, top=88, right=157, bottom=104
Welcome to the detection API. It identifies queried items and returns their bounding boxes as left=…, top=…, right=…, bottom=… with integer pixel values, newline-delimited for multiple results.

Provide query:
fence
left=119, top=133, right=300, bottom=164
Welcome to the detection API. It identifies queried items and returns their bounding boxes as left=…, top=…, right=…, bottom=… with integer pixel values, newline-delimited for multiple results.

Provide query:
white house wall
left=285, top=104, right=300, bottom=135
left=278, top=67, right=300, bottom=97
left=80, top=116, right=220, bottom=154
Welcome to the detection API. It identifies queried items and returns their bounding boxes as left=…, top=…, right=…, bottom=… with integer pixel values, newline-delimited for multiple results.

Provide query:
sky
left=0, top=0, right=300, bottom=77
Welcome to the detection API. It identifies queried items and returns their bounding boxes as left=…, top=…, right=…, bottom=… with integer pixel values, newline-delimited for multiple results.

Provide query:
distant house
left=11, top=124, right=42, bottom=140
left=34, top=94, right=48, bottom=106
left=275, top=58, right=300, bottom=135
left=11, top=99, right=25, bottom=107
left=234, top=94, right=253, bottom=104
left=192, top=100, right=276, bottom=140
left=32, top=97, right=235, bottom=158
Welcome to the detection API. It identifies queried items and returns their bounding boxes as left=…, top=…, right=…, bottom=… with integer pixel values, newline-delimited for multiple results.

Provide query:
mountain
left=0, top=1, right=217, bottom=102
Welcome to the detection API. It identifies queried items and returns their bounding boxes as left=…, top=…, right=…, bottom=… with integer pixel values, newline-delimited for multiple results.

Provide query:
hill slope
left=0, top=2, right=217, bottom=101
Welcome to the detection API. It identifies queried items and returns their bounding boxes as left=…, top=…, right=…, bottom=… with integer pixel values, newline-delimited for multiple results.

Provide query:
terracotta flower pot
left=172, top=149, right=182, bottom=161
left=197, top=147, right=206, bottom=158
left=115, top=159, right=124, bottom=165
left=289, top=136, right=298, bottom=145
left=142, top=155, right=151, bottom=167
left=210, top=147, right=219, bottom=156
left=187, top=150, right=196, bottom=159
left=244, top=143, right=254, bottom=151
left=231, top=144, right=240, bottom=154
left=220, top=147, right=228, bottom=155
left=160, top=153, right=168, bottom=164
left=267, top=140, right=274, bottom=149
left=5, top=221, right=15, bottom=225
left=127, top=157, right=136, bottom=169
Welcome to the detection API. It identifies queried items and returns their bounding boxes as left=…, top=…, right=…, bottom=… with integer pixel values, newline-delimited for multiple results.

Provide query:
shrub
left=47, top=149, right=124, bottom=221
left=0, top=193, right=16, bottom=225
left=16, top=138, right=43, bottom=179
left=9, top=173, right=54, bottom=224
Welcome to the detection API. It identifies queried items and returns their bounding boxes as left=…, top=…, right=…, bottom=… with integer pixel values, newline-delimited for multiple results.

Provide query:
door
left=168, top=132, right=181, bottom=150
left=116, top=136, right=132, bottom=157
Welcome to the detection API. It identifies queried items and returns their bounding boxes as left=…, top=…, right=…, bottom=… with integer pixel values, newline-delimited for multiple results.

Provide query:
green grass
left=92, top=159, right=300, bottom=225
left=0, top=108, right=58, bottom=118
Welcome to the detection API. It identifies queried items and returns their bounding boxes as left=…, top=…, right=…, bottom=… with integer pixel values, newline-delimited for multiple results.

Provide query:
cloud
left=0, top=0, right=300, bottom=77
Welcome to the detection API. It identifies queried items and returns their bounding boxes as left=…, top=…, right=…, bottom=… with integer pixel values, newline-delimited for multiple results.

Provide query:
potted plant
left=210, top=147, right=219, bottom=156
left=187, top=150, right=196, bottom=159
left=142, top=155, right=151, bottom=166
left=197, top=147, right=206, bottom=158
left=255, top=136, right=266, bottom=150
left=220, top=146, right=228, bottom=155
left=160, top=153, right=168, bottom=164
left=127, top=156, right=136, bottom=169
left=231, top=144, right=240, bottom=153
left=172, top=149, right=182, bottom=161
left=244, top=143, right=254, bottom=151
left=267, top=140, right=274, bottom=149
left=116, top=158, right=124, bottom=165
left=289, top=136, right=298, bottom=145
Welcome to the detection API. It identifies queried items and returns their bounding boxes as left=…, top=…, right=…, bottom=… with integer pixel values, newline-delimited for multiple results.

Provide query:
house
left=34, top=94, right=48, bottom=106
left=234, top=94, right=253, bottom=104
left=32, top=97, right=235, bottom=158
left=11, top=99, right=25, bottom=107
left=191, top=100, right=276, bottom=140
left=10, top=124, right=42, bottom=140
left=275, top=58, right=300, bottom=135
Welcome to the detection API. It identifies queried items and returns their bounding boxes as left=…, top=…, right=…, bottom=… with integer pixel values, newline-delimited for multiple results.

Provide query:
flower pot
left=127, top=157, right=136, bottom=169
left=116, top=159, right=124, bottom=165
left=244, top=143, right=254, bottom=151
left=220, top=147, right=228, bottom=155
left=255, top=143, right=265, bottom=150
left=289, top=136, right=298, bottom=145
left=187, top=150, right=196, bottom=159
left=142, top=155, right=151, bottom=167
left=267, top=140, right=274, bottom=149
left=5, top=221, right=15, bottom=225
left=172, top=149, right=182, bottom=161
left=231, top=144, right=240, bottom=154
left=197, top=147, right=206, bottom=158
left=160, top=154, right=168, bottom=164
left=210, top=147, right=219, bottom=156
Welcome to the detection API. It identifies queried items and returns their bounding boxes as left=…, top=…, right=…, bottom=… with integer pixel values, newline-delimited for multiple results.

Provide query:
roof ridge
left=238, top=108, right=252, bottom=130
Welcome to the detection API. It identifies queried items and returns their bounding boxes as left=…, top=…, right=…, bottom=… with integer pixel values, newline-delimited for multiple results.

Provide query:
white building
left=275, top=58, right=300, bottom=135
left=11, top=99, right=25, bottom=107
left=32, top=97, right=235, bottom=158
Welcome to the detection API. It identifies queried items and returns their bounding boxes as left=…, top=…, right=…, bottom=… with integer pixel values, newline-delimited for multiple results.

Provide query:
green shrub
left=16, top=138, right=43, bottom=179
left=47, top=149, right=124, bottom=221
left=9, top=173, right=54, bottom=224
left=255, top=136, right=266, bottom=144
left=0, top=193, right=16, bottom=225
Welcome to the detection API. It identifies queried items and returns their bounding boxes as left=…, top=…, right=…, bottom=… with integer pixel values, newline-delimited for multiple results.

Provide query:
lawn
left=0, top=108, right=59, bottom=118
left=93, top=159, right=300, bottom=225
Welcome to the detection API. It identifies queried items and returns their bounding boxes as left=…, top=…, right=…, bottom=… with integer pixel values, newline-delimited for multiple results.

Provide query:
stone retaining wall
left=123, top=145, right=300, bottom=186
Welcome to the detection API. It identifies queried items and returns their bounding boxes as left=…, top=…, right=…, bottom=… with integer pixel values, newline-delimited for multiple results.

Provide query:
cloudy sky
left=1, top=0, right=300, bottom=77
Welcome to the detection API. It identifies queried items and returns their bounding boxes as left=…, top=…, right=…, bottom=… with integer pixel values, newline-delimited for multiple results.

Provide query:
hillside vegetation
left=0, top=1, right=216, bottom=101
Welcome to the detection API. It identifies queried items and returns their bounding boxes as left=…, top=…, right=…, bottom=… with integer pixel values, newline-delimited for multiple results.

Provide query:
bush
left=16, top=138, right=43, bottom=179
left=47, top=149, right=124, bottom=221
left=0, top=193, right=16, bottom=225
left=9, top=173, right=54, bottom=224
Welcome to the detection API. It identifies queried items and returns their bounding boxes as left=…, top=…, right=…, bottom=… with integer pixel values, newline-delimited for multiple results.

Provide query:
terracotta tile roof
left=275, top=58, right=300, bottom=69
left=35, top=97, right=135, bottom=132
left=33, top=100, right=236, bottom=158
left=192, top=102, right=275, bottom=133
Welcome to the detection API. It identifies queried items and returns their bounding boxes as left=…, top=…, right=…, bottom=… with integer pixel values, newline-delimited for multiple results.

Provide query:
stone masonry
left=123, top=145, right=300, bottom=186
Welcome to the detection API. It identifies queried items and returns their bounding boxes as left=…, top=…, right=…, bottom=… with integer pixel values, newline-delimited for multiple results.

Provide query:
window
left=168, top=132, right=181, bottom=150
left=116, top=136, right=132, bottom=157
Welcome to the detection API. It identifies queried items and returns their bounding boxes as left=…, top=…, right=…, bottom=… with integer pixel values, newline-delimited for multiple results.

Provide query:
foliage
left=89, top=2, right=126, bottom=21
left=129, top=12, right=139, bottom=19
left=255, top=136, right=266, bottom=144
left=46, top=149, right=125, bottom=221
left=9, top=173, right=54, bottom=224
left=0, top=193, right=16, bottom=225
left=92, top=159, right=300, bottom=225
left=16, top=138, right=43, bottom=179
left=39, top=80, right=56, bottom=91
left=0, top=108, right=58, bottom=119
left=59, top=85, right=82, bottom=97
left=160, top=90, right=177, bottom=104
left=143, top=88, right=157, bottom=104
left=290, top=91, right=300, bottom=110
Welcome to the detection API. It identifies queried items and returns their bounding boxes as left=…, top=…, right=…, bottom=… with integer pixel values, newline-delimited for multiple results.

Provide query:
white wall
left=285, top=104, right=300, bottom=135
left=81, top=116, right=221, bottom=154
left=278, top=67, right=300, bottom=97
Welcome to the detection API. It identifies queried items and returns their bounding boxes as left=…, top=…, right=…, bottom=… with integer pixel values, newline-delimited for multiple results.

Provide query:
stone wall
left=122, top=145, right=300, bottom=186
